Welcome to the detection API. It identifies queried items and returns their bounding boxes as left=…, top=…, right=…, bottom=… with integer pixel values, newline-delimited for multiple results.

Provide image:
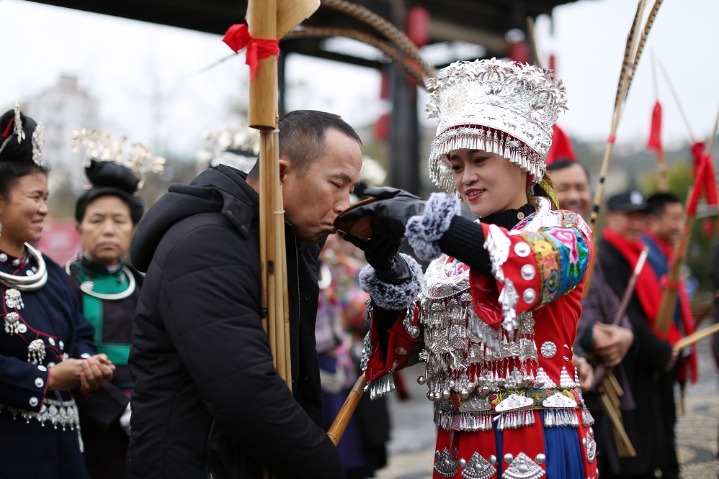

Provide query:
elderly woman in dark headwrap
left=0, top=105, right=114, bottom=478
left=65, top=132, right=150, bottom=479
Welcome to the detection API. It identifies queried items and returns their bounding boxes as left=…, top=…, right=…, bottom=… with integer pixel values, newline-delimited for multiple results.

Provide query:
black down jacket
left=127, top=165, right=344, bottom=479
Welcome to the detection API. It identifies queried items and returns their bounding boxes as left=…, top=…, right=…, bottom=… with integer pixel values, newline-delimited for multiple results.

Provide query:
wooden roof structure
left=27, top=0, right=580, bottom=193
left=28, top=0, right=579, bottom=68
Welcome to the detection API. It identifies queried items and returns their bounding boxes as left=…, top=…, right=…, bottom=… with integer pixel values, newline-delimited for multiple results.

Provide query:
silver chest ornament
left=417, top=255, right=539, bottom=403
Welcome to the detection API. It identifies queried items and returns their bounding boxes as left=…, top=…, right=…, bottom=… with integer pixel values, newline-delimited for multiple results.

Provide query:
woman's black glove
left=341, top=187, right=426, bottom=239
left=341, top=187, right=425, bottom=284
left=345, top=233, right=409, bottom=284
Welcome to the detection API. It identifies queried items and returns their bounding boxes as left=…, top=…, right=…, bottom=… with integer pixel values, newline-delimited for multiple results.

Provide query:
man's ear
left=279, top=156, right=291, bottom=184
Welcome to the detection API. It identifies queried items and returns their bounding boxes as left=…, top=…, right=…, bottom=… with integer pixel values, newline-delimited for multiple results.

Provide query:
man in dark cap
left=597, top=189, right=677, bottom=479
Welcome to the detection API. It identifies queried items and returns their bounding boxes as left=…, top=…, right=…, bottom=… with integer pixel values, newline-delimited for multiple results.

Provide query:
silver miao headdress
left=196, top=124, right=260, bottom=173
left=426, top=58, right=567, bottom=193
left=71, top=129, right=166, bottom=189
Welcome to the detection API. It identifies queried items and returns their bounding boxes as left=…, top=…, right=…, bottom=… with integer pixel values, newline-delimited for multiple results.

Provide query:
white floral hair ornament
left=196, top=124, right=260, bottom=173
left=31, top=123, right=45, bottom=167
left=426, top=58, right=568, bottom=193
left=71, top=129, right=165, bottom=189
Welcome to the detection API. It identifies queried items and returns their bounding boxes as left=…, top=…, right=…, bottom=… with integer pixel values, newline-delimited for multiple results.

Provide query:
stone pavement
left=373, top=336, right=719, bottom=479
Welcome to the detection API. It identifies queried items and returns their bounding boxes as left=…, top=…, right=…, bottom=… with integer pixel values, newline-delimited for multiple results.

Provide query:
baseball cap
left=606, top=189, right=648, bottom=213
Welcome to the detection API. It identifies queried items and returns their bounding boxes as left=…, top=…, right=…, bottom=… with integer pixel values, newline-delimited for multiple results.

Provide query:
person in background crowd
left=339, top=58, right=596, bottom=479
left=546, top=158, right=635, bottom=476
left=598, top=189, right=678, bottom=479
left=0, top=105, right=114, bottom=478
left=127, top=110, right=363, bottom=479
left=710, top=241, right=719, bottom=476
left=644, top=191, right=698, bottom=479
left=316, top=233, right=390, bottom=478
left=66, top=130, right=159, bottom=479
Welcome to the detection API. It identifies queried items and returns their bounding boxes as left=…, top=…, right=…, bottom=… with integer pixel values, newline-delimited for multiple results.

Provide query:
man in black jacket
left=127, top=110, right=363, bottom=479
left=598, top=190, right=676, bottom=479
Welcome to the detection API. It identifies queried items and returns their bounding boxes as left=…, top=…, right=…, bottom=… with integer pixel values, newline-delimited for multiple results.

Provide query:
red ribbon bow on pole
left=223, top=24, right=280, bottom=81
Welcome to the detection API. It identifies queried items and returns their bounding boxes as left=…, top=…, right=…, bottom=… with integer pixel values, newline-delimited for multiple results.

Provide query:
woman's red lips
left=465, top=189, right=485, bottom=201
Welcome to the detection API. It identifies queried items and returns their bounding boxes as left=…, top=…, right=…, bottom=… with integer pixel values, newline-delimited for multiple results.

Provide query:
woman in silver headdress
left=65, top=131, right=153, bottom=479
left=0, top=106, right=114, bottom=477
left=339, top=59, right=597, bottom=479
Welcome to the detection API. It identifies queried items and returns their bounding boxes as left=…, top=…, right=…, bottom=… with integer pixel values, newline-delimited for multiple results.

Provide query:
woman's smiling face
left=446, top=149, right=528, bottom=218
left=0, top=171, right=49, bottom=255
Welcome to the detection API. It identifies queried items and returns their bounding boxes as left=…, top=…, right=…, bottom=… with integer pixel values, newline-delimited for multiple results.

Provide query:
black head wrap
left=0, top=108, right=38, bottom=163
left=74, top=159, right=144, bottom=224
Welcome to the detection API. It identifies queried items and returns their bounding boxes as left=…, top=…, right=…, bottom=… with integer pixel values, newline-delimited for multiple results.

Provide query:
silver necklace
left=0, top=243, right=48, bottom=291
left=64, top=260, right=136, bottom=300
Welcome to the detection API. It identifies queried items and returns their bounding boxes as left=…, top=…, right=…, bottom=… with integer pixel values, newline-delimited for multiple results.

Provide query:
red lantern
left=406, top=6, right=430, bottom=47
left=508, top=40, right=530, bottom=64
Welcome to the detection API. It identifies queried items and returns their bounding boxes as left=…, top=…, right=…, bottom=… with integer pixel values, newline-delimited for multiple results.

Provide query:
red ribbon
left=660, top=275, right=681, bottom=291
left=222, top=24, right=279, bottom=81
left=2, top=117, right=14, bottom=138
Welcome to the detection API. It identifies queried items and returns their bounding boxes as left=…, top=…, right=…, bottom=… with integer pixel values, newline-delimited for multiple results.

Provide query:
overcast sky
left=0, top=0, right=717, bottom=157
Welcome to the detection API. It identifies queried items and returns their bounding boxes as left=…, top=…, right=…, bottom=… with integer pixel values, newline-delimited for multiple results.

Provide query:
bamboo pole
left=327, top=375, right=368, bottom=445
left=655, top=107, right=719, bottom=335
left=243, top=4, right=319, bottom=475
left=600, top=393, right=636, bottom=457
left=673, top=323, right=719, bottom=352
left=584, top=0, right=650, bottom=293
left=526, top=17, right=544, bottom=70
left=658, top=61, right=696, bottom=142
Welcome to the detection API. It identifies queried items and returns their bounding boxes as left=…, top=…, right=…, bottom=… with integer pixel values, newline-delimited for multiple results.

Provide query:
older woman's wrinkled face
left=0, top=172, right=49, bottom=255
left=446, top=149, right=528, bottom=218
left=77, top=195, right=135, bottom=266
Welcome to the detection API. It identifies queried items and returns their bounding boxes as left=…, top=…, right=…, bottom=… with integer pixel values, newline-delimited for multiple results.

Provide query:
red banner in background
left=545, top=124, right=577, bottom=166
left=36, top=219, right=81, bottom=266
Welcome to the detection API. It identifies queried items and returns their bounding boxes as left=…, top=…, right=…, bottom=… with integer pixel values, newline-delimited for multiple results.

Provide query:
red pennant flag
left=647, top=100, right=663, bottom=155
left=690, top=142, right=718, bottom=208
left=687, top=141, right=719, bottom=213
left=546, top=124, right=577, bottom=166
left=705, top=155, right=718, bottom=207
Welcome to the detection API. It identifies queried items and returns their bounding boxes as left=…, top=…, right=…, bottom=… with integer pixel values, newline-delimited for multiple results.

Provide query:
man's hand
left=592, top=323, right=634, bottom=367
left=572, top=356, right=594, bottom=392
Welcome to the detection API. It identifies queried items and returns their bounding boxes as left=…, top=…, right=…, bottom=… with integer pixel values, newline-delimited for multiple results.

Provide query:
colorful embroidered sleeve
left=470, top=209, right=592, bottom=332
